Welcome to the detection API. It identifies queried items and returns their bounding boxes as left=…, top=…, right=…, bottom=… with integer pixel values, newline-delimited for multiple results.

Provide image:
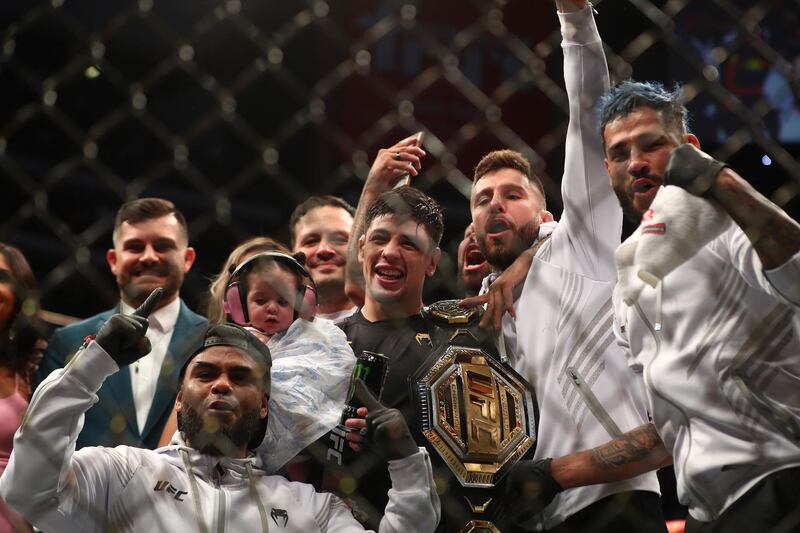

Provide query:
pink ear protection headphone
left=223, top=251, right=318, bottom=325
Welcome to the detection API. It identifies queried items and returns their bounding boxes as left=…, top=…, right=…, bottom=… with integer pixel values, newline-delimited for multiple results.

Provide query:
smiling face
left=358, top=214, right=440, bottom=320
left=603, top=106, right=699, bottom=222
left=292, top=205, right=352, bottom=299
left=107, top=214, right=196, bottom=309
left=176, top=345, right=269, bottom=458
left=471, top=168, right=551, bottom=271
left=245, top=267, right=297, bottom=336
left=457, top=223, right=490, bottom=297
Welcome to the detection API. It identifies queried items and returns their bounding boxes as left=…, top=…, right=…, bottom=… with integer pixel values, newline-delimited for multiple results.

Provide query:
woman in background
left=0, top=243, right=46, bottom=533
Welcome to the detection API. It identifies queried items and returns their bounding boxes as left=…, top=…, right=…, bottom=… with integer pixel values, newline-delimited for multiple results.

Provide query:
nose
left=489, top=194, right=504, bottom=213
left=627, top=148, right=650, bottom=178
left=315, top=239, right=335, bottom=260
left=381, top=238, right=401, bottom=260
left=139, top=244, right=159, bottom=264
left=210, top=374, right=232, bottom=395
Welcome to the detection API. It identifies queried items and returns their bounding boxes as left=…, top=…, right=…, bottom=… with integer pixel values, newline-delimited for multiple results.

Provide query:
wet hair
left=599, top=80, right=690, bottom=145
left=472, top=149, right=546, bottom=205
left=288, top=195, right=355, bottom=248
left=112, top=197, right=189, bottom=246
left=206, top=237, right=290, bottom=324
left=364, top=187, right=444, bottom=248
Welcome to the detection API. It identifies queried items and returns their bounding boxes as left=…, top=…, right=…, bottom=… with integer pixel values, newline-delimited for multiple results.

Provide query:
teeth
left=376, top=267, right=402, bottom=279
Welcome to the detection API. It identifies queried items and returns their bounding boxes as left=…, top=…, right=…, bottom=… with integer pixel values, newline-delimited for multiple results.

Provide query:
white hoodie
left=0, top=342, right=440, bottom=533
left=614, top=200, right=800, bottom=522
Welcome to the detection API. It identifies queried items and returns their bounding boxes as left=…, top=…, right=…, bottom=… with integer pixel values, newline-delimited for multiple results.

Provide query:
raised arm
left=665, top=144, right=800, bottom=303
left=345, top=137, right=426, bottom=305
left=556, top=2, right=620, bottom=279
left=0, top=290, right=160, bottom=531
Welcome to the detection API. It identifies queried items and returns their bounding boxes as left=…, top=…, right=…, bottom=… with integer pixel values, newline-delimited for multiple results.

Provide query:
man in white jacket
left=0, top=288, right=440, bottom=533
left=499, top=81, right=800, bottom=532
left=463, top=1, right=664, bottom=531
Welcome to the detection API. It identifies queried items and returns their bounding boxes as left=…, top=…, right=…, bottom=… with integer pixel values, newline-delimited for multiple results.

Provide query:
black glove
left=352, top=379, right=419, bottom=461
left=504, top=458, right=564, bottom=524
left=665, top=143, right=727, bottom=197
left=95, top=288, right=163, bottom=367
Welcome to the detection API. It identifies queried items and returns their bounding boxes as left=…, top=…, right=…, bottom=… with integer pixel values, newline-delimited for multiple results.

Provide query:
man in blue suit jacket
left=37, top=198, right=208, bottom=449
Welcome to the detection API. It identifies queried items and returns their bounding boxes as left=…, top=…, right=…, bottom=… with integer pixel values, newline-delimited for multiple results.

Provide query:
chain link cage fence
left=1, top=0, right=799, bottom=530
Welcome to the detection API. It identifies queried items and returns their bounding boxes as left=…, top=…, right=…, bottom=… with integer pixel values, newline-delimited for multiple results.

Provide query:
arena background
left=1, top=0, right=799, bottom=525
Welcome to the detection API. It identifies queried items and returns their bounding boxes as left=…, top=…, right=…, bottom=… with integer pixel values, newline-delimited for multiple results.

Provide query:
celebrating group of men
left=1, top=0, right=799, bottom=532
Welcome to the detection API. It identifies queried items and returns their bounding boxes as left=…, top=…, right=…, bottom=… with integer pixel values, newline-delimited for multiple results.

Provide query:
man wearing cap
left=1, top=289, right=440, bottom=532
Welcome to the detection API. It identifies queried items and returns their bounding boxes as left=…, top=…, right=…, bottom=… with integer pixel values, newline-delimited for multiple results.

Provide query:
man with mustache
left=498, top=81, right=800, bottom=532
left=1, top=290, right=440, bottom=532
left=464, top=1, right=664, bottom=530
left=36, top=197, right=207, bottom=450
left=289, top=195, right=358, bottom=322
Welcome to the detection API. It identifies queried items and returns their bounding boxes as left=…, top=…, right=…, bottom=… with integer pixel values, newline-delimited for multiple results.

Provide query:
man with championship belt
left=332, top=185, right=537, bottom=532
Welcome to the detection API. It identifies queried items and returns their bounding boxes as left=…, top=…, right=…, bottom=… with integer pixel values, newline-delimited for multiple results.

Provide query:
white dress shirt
left=120, top=297, right=180, bottom=433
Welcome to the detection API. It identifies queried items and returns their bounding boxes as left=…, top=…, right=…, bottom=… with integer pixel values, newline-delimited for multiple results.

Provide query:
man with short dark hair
left=323, top=185, right=447, bottom=528
left=289, top=195, right=358, bottom=322
left=36, top=197, right=208, bottom=450
left=464, top=1, right=664, bottom=530
left=1, top=291, right=440, bottom=532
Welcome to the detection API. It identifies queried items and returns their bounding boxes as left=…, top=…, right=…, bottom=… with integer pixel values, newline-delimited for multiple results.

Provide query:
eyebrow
left=191, top=361, right=254, bottom=373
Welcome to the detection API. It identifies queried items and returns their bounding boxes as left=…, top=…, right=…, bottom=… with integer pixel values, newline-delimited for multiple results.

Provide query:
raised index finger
left=352, top=378, right=384, bottom=412
left=133, top=287, right=164, bottom=318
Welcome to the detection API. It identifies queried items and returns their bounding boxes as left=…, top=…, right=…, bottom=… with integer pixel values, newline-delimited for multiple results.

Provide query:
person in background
left=0, top=243, right=47, bottom=533
left=456, top=223, right=490, bottom=297
left=289, top=196, right=358, bottom=322
left=36, top=198, right=207, bottom=450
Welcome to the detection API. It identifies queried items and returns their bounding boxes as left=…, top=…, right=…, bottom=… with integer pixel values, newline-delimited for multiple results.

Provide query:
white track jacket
left=614, top=224, right=800, bottom=522
left=0, top=342, right=440, bottom=533
left=504, top=6, right=660, bottom=529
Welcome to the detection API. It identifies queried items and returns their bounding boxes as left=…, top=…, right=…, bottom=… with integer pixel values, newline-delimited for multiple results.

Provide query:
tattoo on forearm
left=589, top=424, right=662, bottom=469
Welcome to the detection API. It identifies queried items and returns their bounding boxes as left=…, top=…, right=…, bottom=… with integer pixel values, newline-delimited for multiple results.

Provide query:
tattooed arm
left=709, top=168, right=800, bottom=270
left=550, top=422, right=672, bottom=489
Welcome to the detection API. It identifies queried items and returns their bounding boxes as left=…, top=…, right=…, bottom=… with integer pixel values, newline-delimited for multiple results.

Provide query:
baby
left=223, top=252, right=355, bottom=473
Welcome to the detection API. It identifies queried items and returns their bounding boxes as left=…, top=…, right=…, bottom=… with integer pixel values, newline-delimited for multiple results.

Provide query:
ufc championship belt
left=414, top=300, right=538, bottom=533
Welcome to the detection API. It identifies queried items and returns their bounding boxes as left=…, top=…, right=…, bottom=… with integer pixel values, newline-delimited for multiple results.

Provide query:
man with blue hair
left=500, top=80, right=800, bottom=532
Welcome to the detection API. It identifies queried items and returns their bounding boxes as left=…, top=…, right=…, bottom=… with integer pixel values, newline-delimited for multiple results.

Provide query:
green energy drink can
left=341, top=350, right=389, bottom=424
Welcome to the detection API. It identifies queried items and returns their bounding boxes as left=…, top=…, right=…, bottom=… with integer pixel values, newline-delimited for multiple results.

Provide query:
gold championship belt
left=414, top=300, right=538, bottom=532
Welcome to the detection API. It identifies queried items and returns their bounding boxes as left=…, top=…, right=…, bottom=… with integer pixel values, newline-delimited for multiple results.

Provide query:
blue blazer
left=36, top=300, right=208, bottom=450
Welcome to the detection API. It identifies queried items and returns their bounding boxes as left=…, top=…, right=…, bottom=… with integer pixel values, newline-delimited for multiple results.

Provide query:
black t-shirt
left=331, top=310, right=433, bottom=528
left=312, top=309, right=527, bottom=532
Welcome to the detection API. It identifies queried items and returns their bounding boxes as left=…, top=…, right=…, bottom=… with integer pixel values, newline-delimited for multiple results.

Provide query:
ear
left=260, top=394, right=269, bottom=420
left=183, top=247, right=197, bottom=273
left=604, top=158, right=612, bottom=184
left=686, top=133, right=701, bottom=150
left=106, top=249, right=118, bottom=275
left=175, top=388, right=183, bottom=413
left=357, top=234, right=366, bottom=264
left=426, top=247, right=442, bottom=277
left=540, top=210, right=554, bottom=223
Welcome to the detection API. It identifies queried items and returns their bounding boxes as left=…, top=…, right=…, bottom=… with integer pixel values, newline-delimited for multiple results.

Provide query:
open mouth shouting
left=463, top=243, right=487, bottom=273
left=632, top=176, right=662, bottom=202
